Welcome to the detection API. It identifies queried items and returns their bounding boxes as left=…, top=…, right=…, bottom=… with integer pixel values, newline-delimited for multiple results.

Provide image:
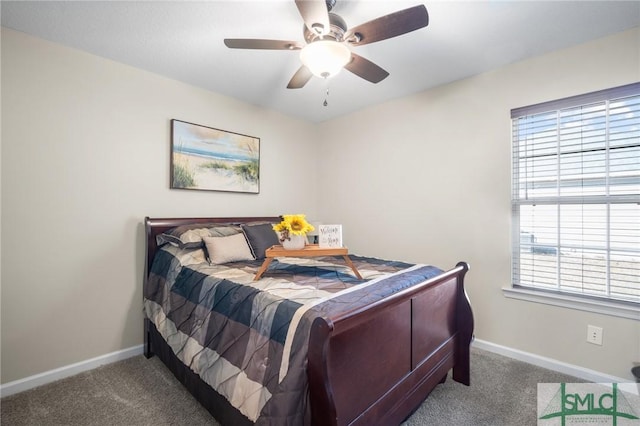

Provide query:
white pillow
left=203, top=233, right=254, bottom=265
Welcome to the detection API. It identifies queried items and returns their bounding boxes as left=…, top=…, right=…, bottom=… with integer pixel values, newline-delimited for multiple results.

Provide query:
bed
left=143, top=216, right=474, bottom=425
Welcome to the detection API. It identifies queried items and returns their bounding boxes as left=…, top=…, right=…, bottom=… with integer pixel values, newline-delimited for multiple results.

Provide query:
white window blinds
left=511, top=83, right=640, bottom=304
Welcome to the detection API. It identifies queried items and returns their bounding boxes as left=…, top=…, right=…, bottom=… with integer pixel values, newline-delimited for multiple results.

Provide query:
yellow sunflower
left=286, top=214, right=314, bottom=235
left=273, top=214, right=315, bottom=236
left=272, top=221, right=289, bottom=232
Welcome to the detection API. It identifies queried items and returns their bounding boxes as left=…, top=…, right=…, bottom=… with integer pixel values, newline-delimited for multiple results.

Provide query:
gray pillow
left=241, top=223, right=279, bottom=259
left=203, top=234, right=254, bottom=264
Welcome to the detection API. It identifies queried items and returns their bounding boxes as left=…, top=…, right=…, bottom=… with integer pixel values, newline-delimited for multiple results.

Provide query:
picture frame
left=170, top=119, right=260, bottom=193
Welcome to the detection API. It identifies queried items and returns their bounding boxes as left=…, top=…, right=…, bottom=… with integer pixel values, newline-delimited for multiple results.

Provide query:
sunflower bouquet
left=273, top=214, right=315, bottom=243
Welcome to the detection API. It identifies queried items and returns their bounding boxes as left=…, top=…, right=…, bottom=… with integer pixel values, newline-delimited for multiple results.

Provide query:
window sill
left=502, top=287, right=640, bottom=321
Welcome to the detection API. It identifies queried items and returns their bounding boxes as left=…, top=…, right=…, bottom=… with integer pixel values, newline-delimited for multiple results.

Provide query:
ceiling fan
left=223, top=0, right=429, bottom=89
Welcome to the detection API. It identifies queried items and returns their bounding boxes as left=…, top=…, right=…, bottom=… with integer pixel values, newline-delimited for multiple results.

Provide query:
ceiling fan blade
left=295, top=0, right=330, bottom=36
left=344, top=53, right=389, bottom=84
left=224, top=39, right=303, bottom=50
left=287, top=65, right=313, bottom=89
left=345, top=5, right=429, bottom=46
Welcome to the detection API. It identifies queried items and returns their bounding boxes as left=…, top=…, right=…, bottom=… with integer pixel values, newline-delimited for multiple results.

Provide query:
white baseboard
left=0, top=344, right=144, bottom=398
left=473, top=338, right=630, bottom=384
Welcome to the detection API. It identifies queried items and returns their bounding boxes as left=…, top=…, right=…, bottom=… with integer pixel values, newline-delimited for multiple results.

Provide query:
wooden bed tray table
left=254, top=244, right=363, bottom=280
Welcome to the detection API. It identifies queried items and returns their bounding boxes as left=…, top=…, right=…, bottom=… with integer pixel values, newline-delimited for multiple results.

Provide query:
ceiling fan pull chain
left=323, top=86, right=329, bottom=107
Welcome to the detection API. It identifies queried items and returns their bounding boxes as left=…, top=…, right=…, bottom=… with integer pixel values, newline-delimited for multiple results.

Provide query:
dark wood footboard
left=307, top=262, right=473, bottom=426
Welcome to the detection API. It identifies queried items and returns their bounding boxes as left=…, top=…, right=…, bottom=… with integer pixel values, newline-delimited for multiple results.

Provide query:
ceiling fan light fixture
left=300, top=40, right=351, bottom=79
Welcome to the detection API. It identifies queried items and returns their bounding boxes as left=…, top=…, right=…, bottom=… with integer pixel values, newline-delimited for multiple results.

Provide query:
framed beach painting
left=170, top=119, right=260, bottom=193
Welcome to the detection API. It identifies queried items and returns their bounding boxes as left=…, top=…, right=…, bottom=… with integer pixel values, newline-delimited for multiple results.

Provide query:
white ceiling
left=2, top=1, right=639, bottom=123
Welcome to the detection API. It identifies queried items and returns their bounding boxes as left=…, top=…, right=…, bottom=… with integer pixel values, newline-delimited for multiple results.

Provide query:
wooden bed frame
left=143, top=216, right=474, bottom=425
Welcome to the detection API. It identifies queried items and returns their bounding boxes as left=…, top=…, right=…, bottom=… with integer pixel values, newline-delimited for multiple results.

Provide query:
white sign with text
left=319, top=224, right=343, bottom=248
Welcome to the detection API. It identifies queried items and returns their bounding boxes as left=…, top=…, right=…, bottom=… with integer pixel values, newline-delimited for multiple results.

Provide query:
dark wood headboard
left=144, top=216, right=280, bottom=280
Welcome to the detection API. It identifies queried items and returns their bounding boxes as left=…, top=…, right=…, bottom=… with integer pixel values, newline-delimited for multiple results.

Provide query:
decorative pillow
left=156, top=223, right=240, bottom=249
left=203, top=233, right=254, bottom=265
left=241, top=223, right=279, bottom=259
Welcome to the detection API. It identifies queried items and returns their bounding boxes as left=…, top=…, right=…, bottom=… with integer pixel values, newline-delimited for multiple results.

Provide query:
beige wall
left=316, top=28, right=640, bottom=380
left=0, top=28, right=318, bottom=383
left=1, top=25, right=639, bottom=385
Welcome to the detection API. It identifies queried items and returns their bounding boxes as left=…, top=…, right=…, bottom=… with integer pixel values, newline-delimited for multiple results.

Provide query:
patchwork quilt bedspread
left=144, top=245, right=443, bottom=425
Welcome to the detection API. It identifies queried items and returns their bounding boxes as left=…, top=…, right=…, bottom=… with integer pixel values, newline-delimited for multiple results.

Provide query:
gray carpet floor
left=1, top=347, right=580, bottom=425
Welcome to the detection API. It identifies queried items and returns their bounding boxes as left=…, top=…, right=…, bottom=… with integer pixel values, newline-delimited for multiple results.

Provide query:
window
left=511, top=83, right=640, bottom=308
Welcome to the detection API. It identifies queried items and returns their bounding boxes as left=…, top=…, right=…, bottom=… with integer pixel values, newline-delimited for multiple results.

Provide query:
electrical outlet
left=587, top=325, right=603, bottom=346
